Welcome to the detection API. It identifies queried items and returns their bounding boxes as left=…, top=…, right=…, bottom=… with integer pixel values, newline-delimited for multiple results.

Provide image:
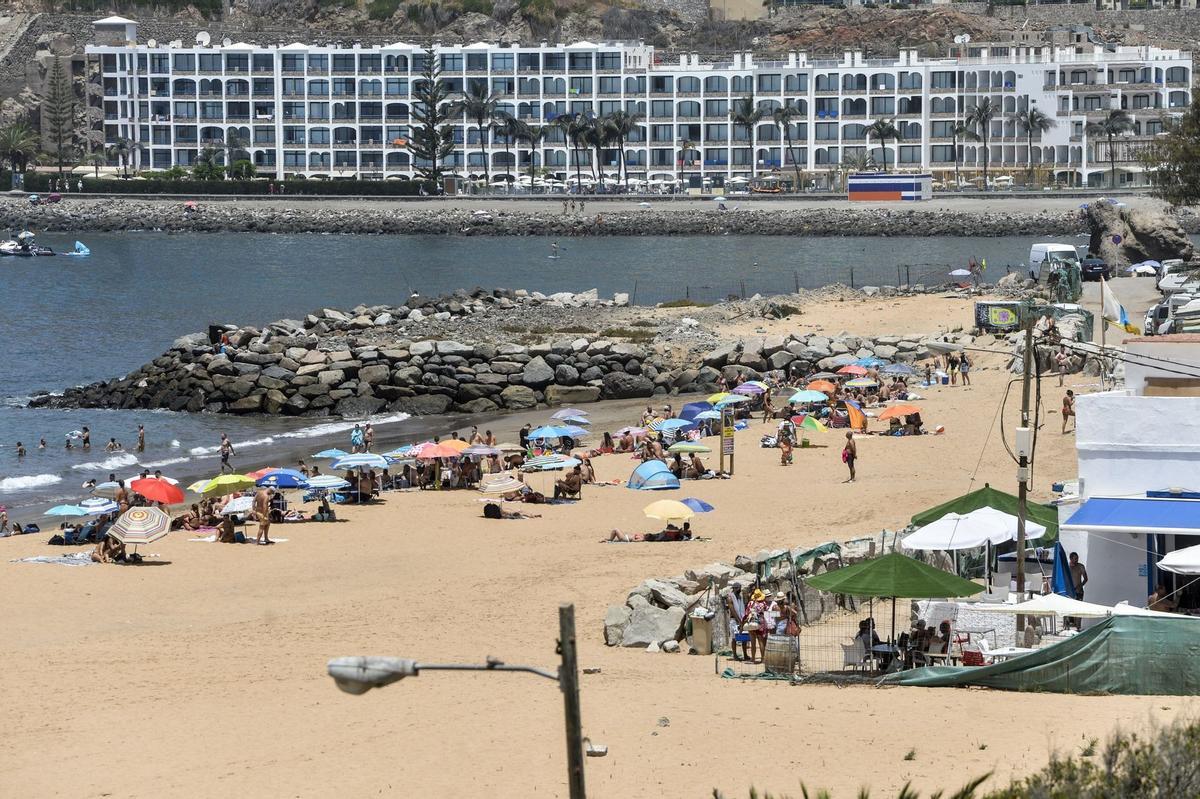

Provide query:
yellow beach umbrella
left=643, top=499, right=695, bottom=522
left=196, top=474, right=256, bottom=497
left=707, top=392, right=732, bottom=404
left=443, top=439, right=471, bottom=453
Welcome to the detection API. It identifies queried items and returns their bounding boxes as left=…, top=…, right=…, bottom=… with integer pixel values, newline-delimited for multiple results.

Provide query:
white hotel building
left=86, top=16, right=1192, bottom=188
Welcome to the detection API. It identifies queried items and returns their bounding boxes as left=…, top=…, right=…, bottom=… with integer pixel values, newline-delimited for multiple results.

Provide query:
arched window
left=333, top=126, right=357, bottom=144
left=786, top=98, right=807, bottom=114
left=1167, top=66, right=1188, bottom=83
left=677, top=101, right=700, bottom=117
left=705, top=75, right=728, bottom=93
left=757, top=99, right=781, bottom=113
left=842, top=123, right=866, bottom=141
left=842, top=98, right=866, bottom=116
left=678, top=76, right=700, bottom=93
left=731, top=75, right=753, bottom=93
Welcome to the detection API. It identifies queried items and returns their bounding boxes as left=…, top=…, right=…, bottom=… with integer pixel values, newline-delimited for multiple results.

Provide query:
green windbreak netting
left=885, top=616, right=1200, bottom=695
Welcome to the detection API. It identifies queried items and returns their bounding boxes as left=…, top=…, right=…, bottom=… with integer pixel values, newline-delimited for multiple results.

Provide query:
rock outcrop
left=1086, top=200, right=1195, bottom=265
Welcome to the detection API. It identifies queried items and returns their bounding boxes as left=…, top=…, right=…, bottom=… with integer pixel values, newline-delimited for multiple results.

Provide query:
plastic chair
left=841, top=640, right=867, bottom=671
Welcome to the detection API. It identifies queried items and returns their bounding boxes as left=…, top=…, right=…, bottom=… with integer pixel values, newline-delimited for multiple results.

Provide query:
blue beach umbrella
left=256, top=468, right=309, bottom=489
left=528, top=425, right=576, bottom=439
left=313, top=448, right=349, bottom=459
left=855, top=357, right=888, bottom=368
left=788, top=389, right=829, bottom=404
left=681, top=498, right=715, bottom=513
left=694, top=410, right=722, bottom=421
left=46, top=504, right=88, bottom=517
left=882, top=364, right=918, bottom=376
left=657, top=419, right=693, bottom=432
left=306, top=475, right=351, bottom=491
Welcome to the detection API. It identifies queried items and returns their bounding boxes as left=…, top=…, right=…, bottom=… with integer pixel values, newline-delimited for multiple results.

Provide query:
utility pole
left=558, top=604, right=586, bottom=799
left=1015, top=322, right=1035, bottom=631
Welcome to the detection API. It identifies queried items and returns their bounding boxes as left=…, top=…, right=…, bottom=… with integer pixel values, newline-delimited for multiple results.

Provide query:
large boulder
left=522, top=356, right=555, bottom=387
left=500, top=385, right=538, bottom=409
left=390, top=394, right=453, bottom=415
left=335, top=396, right=386, bottom=417
left=1087, top=201, right=1194, bottom=266
left=620, top=605, right=685, bottom=648
left=601, top=372, right=655, bottom=399
left=358, top=364, right=390, bottom=385
left=545, top=384, right=601, bottom=405
left=604, top=605, right=632, bottom=646
left=642, top=578, right=696, bottom=609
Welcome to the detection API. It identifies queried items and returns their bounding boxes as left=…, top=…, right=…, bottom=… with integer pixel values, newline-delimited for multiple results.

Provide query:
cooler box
left=690, top=616, right=713, bottom=655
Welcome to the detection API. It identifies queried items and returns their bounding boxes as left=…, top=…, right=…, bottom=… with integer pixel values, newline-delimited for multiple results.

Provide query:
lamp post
left=327, top=602, right=586, bottom=799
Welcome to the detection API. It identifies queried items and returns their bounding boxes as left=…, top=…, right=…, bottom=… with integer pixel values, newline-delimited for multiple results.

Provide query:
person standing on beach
left=350, top=424, right=364, bottom=453
left=842, top=431, right=857, bottom=483
left=81, top=426, right=90, bottom=449
left=364, top=423, right=374, bottom=452
left=1062, top=390, right=1075, bottom=434
left=254, top=486, right=274, bottom=545
left=519, top=424, right=531, bottom=452
left=136, top=425, right=145, bottom=452
left=219, top=434, right=235, bottom=473
left=1055, top=345, right=1070, bottom=387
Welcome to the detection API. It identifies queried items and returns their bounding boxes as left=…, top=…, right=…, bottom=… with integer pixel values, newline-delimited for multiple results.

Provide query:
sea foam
left=0, top=474, right=64, bottom=492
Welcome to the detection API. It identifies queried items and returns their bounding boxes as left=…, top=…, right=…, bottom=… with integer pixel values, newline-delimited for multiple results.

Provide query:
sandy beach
left=2, top=291, right=1193, bottom=798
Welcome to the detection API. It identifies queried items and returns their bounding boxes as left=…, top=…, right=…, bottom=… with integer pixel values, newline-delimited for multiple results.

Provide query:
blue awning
left=1063, top=497, right=1200, bottom=535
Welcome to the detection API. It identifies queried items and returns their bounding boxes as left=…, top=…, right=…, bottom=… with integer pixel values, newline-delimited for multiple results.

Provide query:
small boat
left=0, top=231, right=56, bottom=257
left=61, top=241, right=90, bottom=257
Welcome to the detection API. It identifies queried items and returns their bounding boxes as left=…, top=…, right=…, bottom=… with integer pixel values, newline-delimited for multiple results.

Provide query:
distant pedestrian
left=77, top=179, right=83, bottom=192
left=81, top=426, right=91, bottom=449
left=219, top=433, right=235, bottom=472
left=364, top=422, right=374, bottom=452
left=136, top=424, right=145, bottom=452
left=1061, top=390, right=1075, bottom=434
left=350, top=424, right=365, bottom=453
left=15, top=442, right=25, bottom=457
left=841, top=431, right=857, bottom=483
left=1055, top=345, right=1070, bottom=387
left=959, top=353, right=971, bottom=386
left=562, top=199, right=568, bottom=215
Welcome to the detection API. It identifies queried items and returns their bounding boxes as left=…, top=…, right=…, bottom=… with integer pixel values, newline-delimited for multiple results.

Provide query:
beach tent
left=901, top=507, right=1046, bottom=551
left=885, top=616, right=1200, bottom=695
left=627, top=460, right=679, bottom=491
left=910, top=483, right=1059, bottom=543
left=987, top=592, right=1113, bottom=618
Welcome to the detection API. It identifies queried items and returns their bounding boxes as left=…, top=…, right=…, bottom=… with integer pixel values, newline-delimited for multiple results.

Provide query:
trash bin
left=690, top=614, right=713, bottom=655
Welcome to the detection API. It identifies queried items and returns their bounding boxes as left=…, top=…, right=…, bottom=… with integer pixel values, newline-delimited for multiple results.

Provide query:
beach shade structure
left=988, top=592, right=1113, bottom=619
left=255, top=468, right=309, bottom=489
left=806, top=372, right=841, bottom=381
left=1051, top=542, right=1076, bottom=598
left=714, top=395, right=751, bottom=408
left=331, top=453, right=390, bottom=471
left=186, top=479, right=211, bottom=493
left=553, top=415, right=591, bottom=426
left=790, top=414, right=829, bottom=432
left=911, top=483, right=1060, bottom=544
left=90, top=481, right=124, bottom=499
left=122, top=474, right=180, bottom=488
left=806, top=552, right=986, bottom=650
left=837, top=365, right=868, bottom=376
left=551, top=408, right=589, bottom=419
left=80, top=497, right=120, bottom=515
left=220, top=495, right=255, bottom=516
left=788, top=389, right=829, bottom=404
left=528, top=425, right=578, bottom=440
left=306, top=475, right=351, bottom=491
left=882, top=364, right=918, bottom=376
left=732, top=381, right=767, bottom=395
left=614, top=426, right=648, bottom=438
left=855, top=357, right=888, bottom=368
left=524, top=455, right=581, bottom=472
left=806, top=380, right=837, bottom=394
left=46, top=504, right=88, bottom=517
left=313, top=448, right=349, bottom=459
left=479, top=475, right=525, bottom=495
left=643, top=499, right=695, bottom=522
left=108, top=506, right=171, bottom=547
left=196, top=474, right=256, bottom=497
left=383, top=445, right=414, bottom=458
left=1156, top=543, right=1200, bottom=575
left=680, top=401, right=715, bottom=420
left=707, top=392, right=733, bottom=404
left=693, top=410, right=722, bottom=422
left=667, top=442, right=712, bottom=454
left=681, top=498, right=715, bottom=513
left=655, top=419, right=693, bottom=433
left=442, top=439, right=471, bottom=453
left=845, top=378, right=878, bottom=389
left=129, top=477, right=185, bottom=505
left=949, top=269, right=972, bottom=277
left=877, top=404, right=922, bottom=421
left=901, top=507, right=1046, bottom=551
left=627, top=460, right=680, bottom=491
left=246, top=466, right=280, bottom=480
left=411, top=442, right=461, bottom=460
left=463, top=445, right=501, bottom=457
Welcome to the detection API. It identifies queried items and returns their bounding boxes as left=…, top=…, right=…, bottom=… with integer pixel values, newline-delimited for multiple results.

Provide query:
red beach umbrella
left=129, top=477, right=185, bottom=505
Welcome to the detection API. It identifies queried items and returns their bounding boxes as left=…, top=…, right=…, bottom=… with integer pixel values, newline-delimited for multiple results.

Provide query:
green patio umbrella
left=806, top=552, right=984, bottom=662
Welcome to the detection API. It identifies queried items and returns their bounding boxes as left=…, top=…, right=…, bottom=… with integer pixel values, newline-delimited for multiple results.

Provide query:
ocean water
left=0, top=229, right=1089, bottom=511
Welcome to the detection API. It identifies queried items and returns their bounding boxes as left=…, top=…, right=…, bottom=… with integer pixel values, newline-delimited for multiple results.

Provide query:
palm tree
left=81, top=151, right=107, bottom=178
left=772, top=105, right=804, bottom=191
left=1086, top=109, right=1135, bottom=189
left=107, top=136, right=133, bottom=177
left=949, top=121, right=979, bottom=190
left=554, top=112, right=590, bottom=192
left=457, top=84, right=499, bottom=187
left=512, top=119, right=549, bottom=188
left=493, top=111, right=521, bottom=189
left=966, top=97, right=1000, bottom=189
left=582, top=114, right=608, bottom=187
left=729, top=97, right=764, bottom=178
left=603, top=110, right=643, bottom=192
left=678, top=138, right=697, bottom=187
left=866, top=118, right=901, bottom=173
left=223, top=131, right=250, bottom=179
left=1010, top=108, right=1056, bottom=187
left=0, top=120, right=38, bottom=174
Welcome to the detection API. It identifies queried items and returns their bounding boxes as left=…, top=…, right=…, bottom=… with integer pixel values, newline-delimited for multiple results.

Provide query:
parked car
left=1081, top=258, right=1112, bottom=281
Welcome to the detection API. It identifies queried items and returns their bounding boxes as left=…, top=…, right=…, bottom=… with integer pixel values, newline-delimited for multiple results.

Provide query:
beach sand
left=2, top=293, right=1193, bottom=798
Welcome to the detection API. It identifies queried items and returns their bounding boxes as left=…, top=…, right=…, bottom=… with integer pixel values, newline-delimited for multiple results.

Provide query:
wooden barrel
left=764, top=634, right=799, bottom=674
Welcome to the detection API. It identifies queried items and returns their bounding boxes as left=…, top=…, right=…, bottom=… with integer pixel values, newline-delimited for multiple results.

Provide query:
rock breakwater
left=34, top=286, right=969, bottom=418
left=1, top=196, right=1091, bottom=237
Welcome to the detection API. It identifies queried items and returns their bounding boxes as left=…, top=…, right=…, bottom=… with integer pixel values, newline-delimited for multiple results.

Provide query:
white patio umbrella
left=902, top=507, right=1046, bottom=551
left=988, top=593, right=1112, bottom=618
left=1157, top=543, right=1200, bottom=574
left=220, top=495, right=255, bottom=516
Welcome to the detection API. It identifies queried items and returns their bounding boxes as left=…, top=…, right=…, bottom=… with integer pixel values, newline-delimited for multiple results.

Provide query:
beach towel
left=188, top=535, right=287, bottom=543
left=11, top=552, right=95, bottom=566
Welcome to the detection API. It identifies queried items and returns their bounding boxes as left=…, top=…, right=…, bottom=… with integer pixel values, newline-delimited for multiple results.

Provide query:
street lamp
left=327, top=603, right=586, bottom=799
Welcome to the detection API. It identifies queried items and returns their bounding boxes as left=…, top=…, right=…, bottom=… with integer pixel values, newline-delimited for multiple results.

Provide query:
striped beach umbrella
left=845, top=378, right=878, bottom=388
left=331, top=453, right=389, bottom=470
left=108, top=506, right=170, bottom=546
left=479, top=475, right=524, bottom=494
left=306, top=475, right=351, bottom=491
left=667, top=442, right=711, bottom=454
left=80, top=497, right=120, bottom=515
left=551, top=408, right=589, bottom=419
left=313, top=448, right=349, bottom=459
left=90, top=481, right=123, bottom=499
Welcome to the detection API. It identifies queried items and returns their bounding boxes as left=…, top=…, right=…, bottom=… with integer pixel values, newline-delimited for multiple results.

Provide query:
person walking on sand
left=1062, top=390, right=1075, bottom=434
left=1055, top=345, right=1070, bottom=387
left=136, top=424, right=145, bottom=452
left=842, top=431, right=857, bottom=483
left=254, top=486, right=274, bottom=545
left=219, top=434, right=235, bottom=473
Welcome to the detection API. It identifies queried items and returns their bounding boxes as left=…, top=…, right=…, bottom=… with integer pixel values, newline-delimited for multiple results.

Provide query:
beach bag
left=47, top=534, right=65, bottom=546
left=841, top=448, right=850, bottom=463
left=785, top=620, right=800, bottom=637
left=760, top=435, right=777, bottom=448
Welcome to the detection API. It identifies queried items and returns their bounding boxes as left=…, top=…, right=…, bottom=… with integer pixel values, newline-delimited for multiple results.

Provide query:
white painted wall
left=1125, top=340, right=1200, bottom=394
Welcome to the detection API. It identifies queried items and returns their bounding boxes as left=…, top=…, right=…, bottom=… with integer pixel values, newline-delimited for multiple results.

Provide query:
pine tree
left=1142, top=97, right=1200, bottom=206
left=406, top=58, right=457, bottom=185
left=42, top=56, right=76, bottom=177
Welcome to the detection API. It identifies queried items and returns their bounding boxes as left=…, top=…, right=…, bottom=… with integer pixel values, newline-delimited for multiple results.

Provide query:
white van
left=1028, top=243, right=1080, bottom=281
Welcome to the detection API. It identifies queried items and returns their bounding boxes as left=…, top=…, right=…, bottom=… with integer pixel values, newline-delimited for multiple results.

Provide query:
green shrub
left=367, top=0, right=401, bottom=19
left=658, top=298, right=712, bottom=308
left=22, top=174, right=431, bottom=196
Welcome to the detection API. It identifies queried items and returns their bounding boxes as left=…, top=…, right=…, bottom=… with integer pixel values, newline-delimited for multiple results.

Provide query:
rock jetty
left=0, top=196, right=1097, bottom=237
left=33, top=286, right=971, bottom=417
